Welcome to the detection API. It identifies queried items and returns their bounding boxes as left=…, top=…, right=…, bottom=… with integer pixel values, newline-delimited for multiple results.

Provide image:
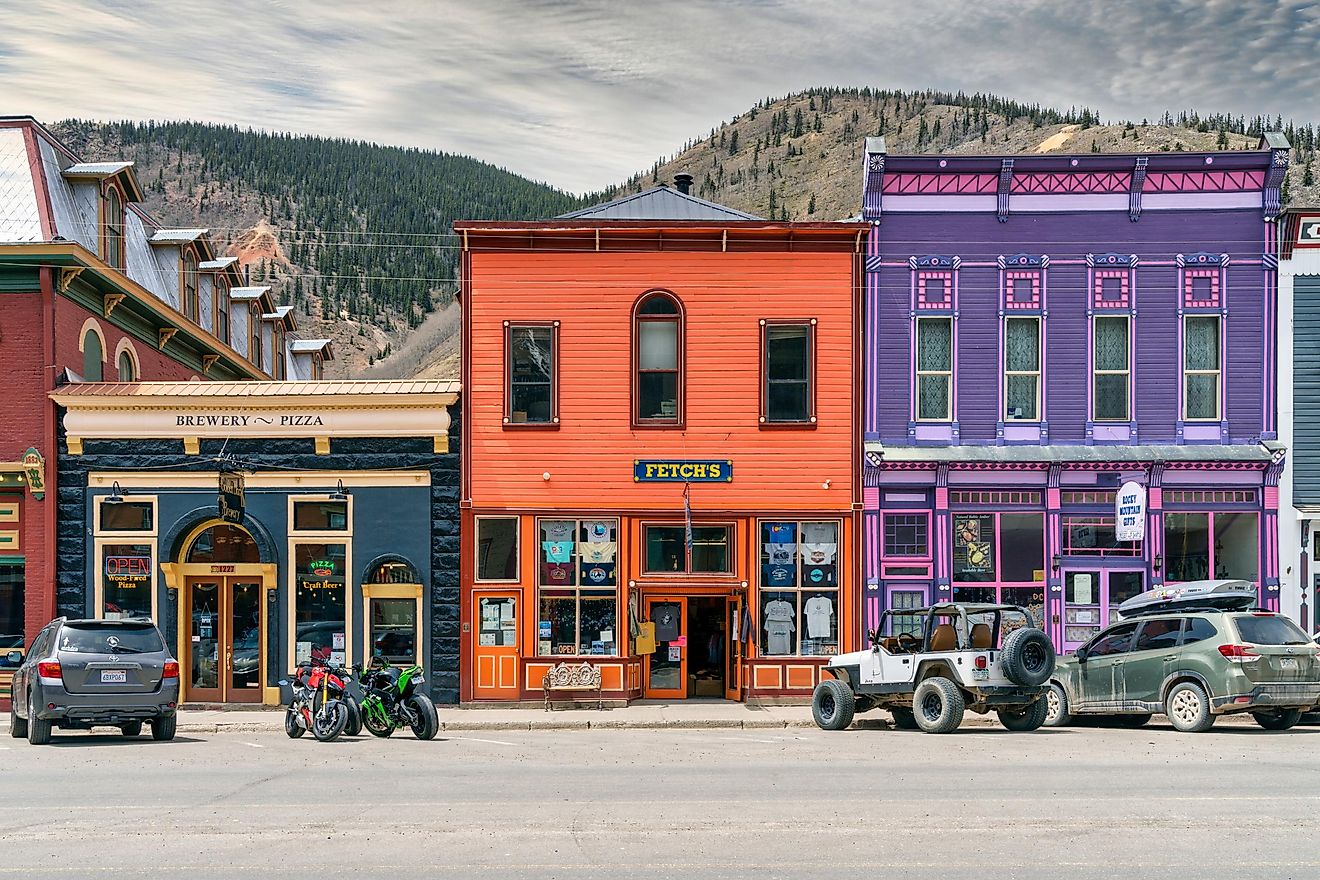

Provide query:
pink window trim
left=1092, top=270, right=1130, bottom=309
left=879, top=511, right=933, bottom=563
left=1182, top=268, right=1222, bottom=309
left=1060, top=515, right=1143, bottom=557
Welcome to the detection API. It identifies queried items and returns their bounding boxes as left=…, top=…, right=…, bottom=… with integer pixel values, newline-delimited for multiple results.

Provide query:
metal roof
left=200, top=256, right=239, bottom=270
left=62, top=161, right=134, bottom=178
left=0, top=128, right=43, bottom=242
left=289, top=339, right=332, bottom=354
left=265, top=305, right=294, bottom=319
left=865, top=442, right=1279, bottom=464
left=52, top=380, right=459, bottom=397
left=228, top=286, right=271, bottom=299
left=559, top=185, right=763, bottom=221
left=149, top=228, right=208, bottom=244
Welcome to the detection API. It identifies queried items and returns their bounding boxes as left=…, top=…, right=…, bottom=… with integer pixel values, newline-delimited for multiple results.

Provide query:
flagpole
left=683, top=481, right=693, bottom=570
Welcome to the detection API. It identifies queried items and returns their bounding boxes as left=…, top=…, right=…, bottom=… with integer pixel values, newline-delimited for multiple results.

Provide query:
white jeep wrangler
left=812, top=602, right=1056, bottom=733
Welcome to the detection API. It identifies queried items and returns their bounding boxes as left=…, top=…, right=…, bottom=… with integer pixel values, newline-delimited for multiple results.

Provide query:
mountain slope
left=52, top=120, right=584, bottom=376
left=602, top=88, right=1320, bottom=221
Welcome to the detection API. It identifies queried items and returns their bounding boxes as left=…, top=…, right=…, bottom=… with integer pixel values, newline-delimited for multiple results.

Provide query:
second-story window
left=249, top=304, right=263, bottom=369
left=273, top=324, right=286, bottom=380
left=506, top=323, right=557, bottom=424
left=214, top=277, right=230, bottom=344
left=182, top=249, right=199, bottom=322
left=1093, top=316, right=1130, bottom=422
left=762, top=321, right=814, bottom=424
left=634, top=292, right=683, bottom=425
left=916, top=317, right=953, bottom=421
left=1184, top=315, right=1221, bottom=421
left=1004, top=317, right=1040, bottom=421
left=105, top=186, right=125, bottom=269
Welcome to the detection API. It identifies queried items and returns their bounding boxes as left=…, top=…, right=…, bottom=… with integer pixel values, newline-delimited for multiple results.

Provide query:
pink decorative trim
left=883, top=173, right=998, bottom=195
left=1142, top=170, right=1265, bottom=193
left=1093, top=270, right=1130, bottom=308
left=1005, top=272, right=1041, bottom=309
left=868, top=460, right=1268, bottom=473
left=1182, top=268, right=1221, bottom=308
left=917, top=272, right=953, bottom=308
left=1011, top=171, right=1131, bottom=194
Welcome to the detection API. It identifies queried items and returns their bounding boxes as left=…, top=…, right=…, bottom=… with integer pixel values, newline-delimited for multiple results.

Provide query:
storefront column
left=933, top=464, right=951, bottom=600
left=1148, top=464, right=1164, bottom=588
left=1044, top=465, right=1062, bottom=643
left=1300, top=521, right=1311, bottom=633
left=1263, top=460, right=1284, bottom=611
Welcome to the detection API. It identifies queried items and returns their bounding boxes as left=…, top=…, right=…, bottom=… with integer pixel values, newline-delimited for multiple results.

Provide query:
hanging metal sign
left=218, top=471, right=245, bottom=523
left=1115, top=480, right=1147, bottom=543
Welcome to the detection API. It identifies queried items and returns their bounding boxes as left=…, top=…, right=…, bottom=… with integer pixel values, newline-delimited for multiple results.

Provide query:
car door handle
left=1113, top=660, right=1124, bottom=665
left=1163, top=655, right=1177, bottom=661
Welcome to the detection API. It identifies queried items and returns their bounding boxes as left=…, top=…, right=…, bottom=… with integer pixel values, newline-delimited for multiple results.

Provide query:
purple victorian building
left=860, top=135, right=1290, bottom=652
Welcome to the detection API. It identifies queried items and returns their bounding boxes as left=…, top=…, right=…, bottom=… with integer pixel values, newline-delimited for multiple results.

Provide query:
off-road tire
left=1251, top=708, right=1302, bottom=731
left=913, top=677, right=965, bottom=734
left=26, top=689, right=51, bottom=745
left=285, top=709, right=305, bottom=738
left=150, top=715, right=177, bottom=742
left=406, top=695, right=439, bottom=741
left=997, top=697, right=1048, bottom=731
left=890, top=706, right=920, bottom=730
left=1108, top=713, right=1153, bottom=729
left=120, top=721, right=143, bottom=737
left=1000, top=628, right=1055, bottom=687
left=1044, top=682, right=1072, bottom=727
left=9, top=702, right=27, bottom=738
left=1165, top=682, right=1215, bottom=733
left=811, top=679, right=856, bottom=731
left=344, top=698, right=363, bottom=737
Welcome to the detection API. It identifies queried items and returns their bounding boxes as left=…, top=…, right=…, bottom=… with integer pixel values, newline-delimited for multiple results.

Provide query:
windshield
left=57, top=624, right=164, bottom=654
left=1234, top=615, right=1310, bottom=646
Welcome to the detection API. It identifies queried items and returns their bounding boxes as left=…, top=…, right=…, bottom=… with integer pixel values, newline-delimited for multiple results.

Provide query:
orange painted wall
left=466, top=249, right=857, bottom=511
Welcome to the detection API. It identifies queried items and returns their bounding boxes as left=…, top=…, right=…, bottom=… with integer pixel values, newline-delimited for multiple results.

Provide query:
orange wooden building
left=458, top=179, right=865, bottom=703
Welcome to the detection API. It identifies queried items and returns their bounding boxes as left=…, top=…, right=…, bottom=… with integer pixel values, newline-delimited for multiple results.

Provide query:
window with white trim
left=1092, top=316, right=1130, bottom=422
left=1183, top=315, right=1221, bottom=421
left=916, top=317, right=953, bottom=421
left=1004, top=317, right=1040, bottom=421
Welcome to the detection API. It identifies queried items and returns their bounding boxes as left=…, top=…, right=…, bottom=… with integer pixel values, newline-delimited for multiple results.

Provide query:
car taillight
left=37, top=660, right=61, bottom=680
left=974, top=655, right=988, bottom=670
left=162, top=661, right=179, bottom=680
left=1218, top=644, right=1260, bottom=661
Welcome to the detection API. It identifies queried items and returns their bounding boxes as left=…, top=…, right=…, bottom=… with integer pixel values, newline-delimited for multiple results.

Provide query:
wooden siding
left=1293, top=276, right=1320, bottom=505
left=467, top=250, right=856, bottom=510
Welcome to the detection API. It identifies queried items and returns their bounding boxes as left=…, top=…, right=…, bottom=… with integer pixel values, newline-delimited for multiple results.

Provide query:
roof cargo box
left=1116, top=579, right=1257, bottom=618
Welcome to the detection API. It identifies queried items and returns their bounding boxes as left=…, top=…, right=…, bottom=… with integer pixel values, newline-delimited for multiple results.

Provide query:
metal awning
left=865, top=441, right=1282, bottom=465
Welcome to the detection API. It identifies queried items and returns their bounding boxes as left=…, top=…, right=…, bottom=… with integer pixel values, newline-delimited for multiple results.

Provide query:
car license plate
left=1280, top=658, right=1299, bottom=671
left=972, top=668, right=989, bottom=681
left=100, top=670, right=127, bottom=684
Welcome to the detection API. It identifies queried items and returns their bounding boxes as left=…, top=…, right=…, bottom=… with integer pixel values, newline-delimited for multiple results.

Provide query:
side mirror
left=1074, top=648, right=1088, bottom=663
left=867, top=628, right=880, bottom=648
left=4, top=651, right=21, bottom=666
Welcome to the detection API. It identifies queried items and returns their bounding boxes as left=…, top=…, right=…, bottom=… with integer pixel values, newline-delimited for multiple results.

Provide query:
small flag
left=683, top=482, right=693, bottom=562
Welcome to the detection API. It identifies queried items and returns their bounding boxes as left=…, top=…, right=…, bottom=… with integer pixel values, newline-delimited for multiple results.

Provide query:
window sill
left=502, top=421, right=560, bottom=430
left=632, top=422, right=686, bottom=431
left=759, top=420, right=818, bottom=429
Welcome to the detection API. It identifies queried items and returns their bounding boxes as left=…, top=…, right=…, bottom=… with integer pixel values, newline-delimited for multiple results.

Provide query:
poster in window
left=952, top=515, right=994, bottom=577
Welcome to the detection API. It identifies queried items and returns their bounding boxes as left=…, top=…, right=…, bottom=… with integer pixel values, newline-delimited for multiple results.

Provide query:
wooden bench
left=542, top=662, right=603, bottom=711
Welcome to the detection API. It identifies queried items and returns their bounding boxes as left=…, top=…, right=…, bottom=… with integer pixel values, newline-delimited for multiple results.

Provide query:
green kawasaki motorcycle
left=354, top=658, right=439, bottom=740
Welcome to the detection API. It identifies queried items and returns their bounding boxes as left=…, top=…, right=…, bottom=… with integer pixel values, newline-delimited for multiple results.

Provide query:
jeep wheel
left=890, top=707, right=920, bottom=730
left=997, top=698, right=1048, bottom=732
left=1044, top=682, right=1072, bottom=727
left=811, top=679, right=855, bottom=731
left=1251, top=708, right=1302, bottom=731
left=1001, top=628, right=1055, bottom=687
left=1165, top=682, right=1215, bottom=733
left=913, top=677, right=965, bottom=734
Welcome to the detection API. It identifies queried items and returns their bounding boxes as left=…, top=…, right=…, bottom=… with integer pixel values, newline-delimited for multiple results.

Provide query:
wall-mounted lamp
left=822, top=479, right=832, bottom=490
left=1051, top=553, right=1061, bottom=574
left=542, top=472, right=551, bottom=481
left=1153, top=554, right=1163, bottom=573
left=329, top=479, right=349, bottom=502
left=104, top=481, right=126, bottom=504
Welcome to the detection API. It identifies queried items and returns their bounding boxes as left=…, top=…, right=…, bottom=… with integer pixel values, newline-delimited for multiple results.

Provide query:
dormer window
left=104, top=186, right=125, bottom=269
left=214, top=276, right=230, bottom=344
left=273, top=324, right=286, bottom=380
left=249, top=303, right=263, bottom=369
left=182, top=248, right=199, bottom=322
left=311, top=353, right=323, bottom=380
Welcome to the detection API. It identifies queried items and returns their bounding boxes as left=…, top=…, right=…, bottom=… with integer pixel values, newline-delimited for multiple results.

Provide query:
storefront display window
left=952, top=512, right=1045, bottom=618
left=537, top=518, right=619, bottom=656
left=369, top=598, right=417, bottom=664
left=100, top=542, right=153, bottom=619
left=883, top=514, right=928, bottom=558
left=644, top=524, right=731, bottom=574
left=294, top=542, right=347, bottom=665
left=293, top=500, right=348, bottom=531
left=0, top=563, right=24, bottom=649
left=759, top=520, right=839, bottom=656
left=1164, top=511, right=1257, bottom=583
left=475, top=516, right=518, bottom=581
left=1062, top=515, right=1141, bottom=556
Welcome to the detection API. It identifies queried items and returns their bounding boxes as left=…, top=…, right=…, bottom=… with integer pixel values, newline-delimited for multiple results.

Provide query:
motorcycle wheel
left=363, top=705, right=394, bottom=738
left=284, top=708, right=305, bottom=739
left=312, top=700, right=348, bottom=742
left=405, top=694, right=439, bottom=741
left=344, top=698, right=363, bottom=737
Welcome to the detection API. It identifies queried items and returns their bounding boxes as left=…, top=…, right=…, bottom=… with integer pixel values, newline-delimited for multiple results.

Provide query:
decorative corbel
left=201, top=354, right=220, bottom=375
left=158, top=327, right=178, bottom=349
left=59, top=267, right=85, bottom=293
left=102, top=292, right=126, bottom=318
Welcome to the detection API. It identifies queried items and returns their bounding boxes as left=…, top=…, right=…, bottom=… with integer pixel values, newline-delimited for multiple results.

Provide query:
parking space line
left=443, top=735, right=516, bottom=745
left=240, top=742, right=264, bottom=749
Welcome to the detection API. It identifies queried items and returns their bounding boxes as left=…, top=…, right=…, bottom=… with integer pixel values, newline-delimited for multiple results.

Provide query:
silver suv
left=8, top=618, right=180, bottom=744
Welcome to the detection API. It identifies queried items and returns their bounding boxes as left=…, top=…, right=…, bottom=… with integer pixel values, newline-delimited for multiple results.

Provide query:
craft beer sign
left=1115, top=481, right=1146, bottom=542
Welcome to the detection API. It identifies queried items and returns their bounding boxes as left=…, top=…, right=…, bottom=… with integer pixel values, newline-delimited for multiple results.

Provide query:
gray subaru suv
left=8, top=618, right=180, bottom=744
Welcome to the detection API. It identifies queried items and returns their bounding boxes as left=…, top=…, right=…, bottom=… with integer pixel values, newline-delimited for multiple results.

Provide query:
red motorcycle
left=280, top=660, right=350, bottom=742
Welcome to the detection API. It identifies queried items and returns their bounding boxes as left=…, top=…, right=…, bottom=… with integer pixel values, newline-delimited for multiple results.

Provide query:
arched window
left=249, top=303, right=263, bottom=369
left=117, top=348, right=136, bottom=381
left=82, top=328, right=103, bottom=381
left=214, top=276, right=230, bottom=344
left=633, top=291, right=683, bottom=425
left=182, top=248, right=198, bottom=321
left=104, top=186, right=125, bottom=269
left=185, top=523, right=261, bottom=563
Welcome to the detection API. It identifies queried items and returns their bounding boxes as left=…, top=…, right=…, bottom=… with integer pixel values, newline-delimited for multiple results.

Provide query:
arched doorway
left=179, top=522, right=267, bottom=704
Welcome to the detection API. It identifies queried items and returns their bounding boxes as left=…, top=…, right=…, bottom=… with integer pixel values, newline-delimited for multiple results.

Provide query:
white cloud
left=2, top=0, right=1316, bottom=192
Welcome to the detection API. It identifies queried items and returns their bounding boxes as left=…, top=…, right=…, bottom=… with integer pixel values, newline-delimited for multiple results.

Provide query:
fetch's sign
left=1115, top=480, right=1146, bottom=542
left=634, top=460, right=733, bottom=482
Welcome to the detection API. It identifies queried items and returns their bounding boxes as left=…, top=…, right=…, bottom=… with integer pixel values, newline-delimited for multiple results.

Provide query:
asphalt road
left=2, top=721, right=1319, bottom=880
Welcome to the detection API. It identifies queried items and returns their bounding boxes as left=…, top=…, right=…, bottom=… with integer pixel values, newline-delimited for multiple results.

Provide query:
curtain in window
left=1005, top=319, right=1039, bottom=420
left=1184, top=317, right=1220, bottom=420
left=917, top=319, right=952, bottom=420
left=1093, top=318, right=1128, bottom=421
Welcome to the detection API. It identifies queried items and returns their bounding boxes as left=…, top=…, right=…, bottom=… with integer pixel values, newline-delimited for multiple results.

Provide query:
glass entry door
left=1061, top=570, right=1145, bottom=651
left=186, top=577, right=264, bottom=703
left=644, top=598, right=687, bottom=699
left=724, top=596, right=742, bottom=701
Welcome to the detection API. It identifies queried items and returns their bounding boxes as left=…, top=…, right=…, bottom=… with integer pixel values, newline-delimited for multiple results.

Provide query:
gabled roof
left=290, top=339, right=334, bottom=360
left=149, top=228, right=208, bottom=244
left=61, top=161, right=143, bottom=202
left=559, top=184, right=762, bottom=221
left=200, top=256, right=239, bottom=270
left=263, top=305, right=297, bottom=330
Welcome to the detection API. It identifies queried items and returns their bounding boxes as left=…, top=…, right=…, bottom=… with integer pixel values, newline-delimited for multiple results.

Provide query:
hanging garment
left=764, top=619, right=795, bottom=655
left=804, top=595, right=834, bottom=639
left=764, top=598, right=796, bottom=623
left=764, top=522, right=797, bottom=544
left=542, top=540, right=574, bottom=564
left=541, top=521, right=576, bottom=542
left=540, top=562, right=574, bottom=585
left=802, top=564, right=836, bottom=587
left=579, top=561, right=616, bottom=586
left=654, top=604, right=681, bottom=641
left=800, top=522, right=839, bottom=544
left=800, top=543, right=838, bottom=566
left=764, top=542, right=796, bottom=565
left=583, top=520, right=614, bottom=543
left=579, top=541, right=617, bottom=563
left=763, top=564, right=796, bottom=588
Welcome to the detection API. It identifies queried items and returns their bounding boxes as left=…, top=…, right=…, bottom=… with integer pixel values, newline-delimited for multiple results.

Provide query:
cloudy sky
left=3, top=0, right=1317, bottom=193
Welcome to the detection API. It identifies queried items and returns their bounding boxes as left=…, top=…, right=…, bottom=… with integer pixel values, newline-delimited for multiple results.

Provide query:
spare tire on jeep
left=1000, top=627, right=1055, bottom=687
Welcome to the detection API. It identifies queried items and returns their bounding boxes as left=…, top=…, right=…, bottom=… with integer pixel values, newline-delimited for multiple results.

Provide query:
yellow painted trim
left=0, top=531, right=19, bottom=550
left=183, top=437, right=200, bottom=455
left=103, top=292, right=126, bottom=317
left=77, top=316, right=106, bottom=356
left=158, top=327, right=178, bottom=350
left=66, top=437, right=83, bottom=455
left=60, top=266, right=85, bottom=293
left=288, top=536, right=354, bottom=674
left=92, top=535, right=158, bottom=622
left=361, top=584, right=423, bottom=669
left=113, top=337, right=140, bottom=381
left=0, top=501, right=18, bottom=522
left=434, top=435, right=449, bottom=454
left=314, top=436, right=330, bottom=455
left=91, top=470, right=431, bottom=490
left=362, top=582, right=424, bottom=600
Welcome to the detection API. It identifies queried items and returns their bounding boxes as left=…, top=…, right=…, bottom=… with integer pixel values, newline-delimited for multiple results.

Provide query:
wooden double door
left=185, top=576, right=264, bottom=703
left=644, top=595, right=742, bottom=700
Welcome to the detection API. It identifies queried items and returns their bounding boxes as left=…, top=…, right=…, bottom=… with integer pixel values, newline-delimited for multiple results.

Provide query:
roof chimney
left=673, top=173, right=693, bottom=195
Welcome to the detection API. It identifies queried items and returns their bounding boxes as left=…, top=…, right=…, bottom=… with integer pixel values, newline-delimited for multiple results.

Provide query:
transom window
left=634, top=292, right=683, bottom=425
left=1004, top=317, right=1040, bottom=421
left=916, top=317, right=953, bottom=421
left=506, top=323, right=557, bottom=425
left=643, top=524, right=731, bottom=574
left=1183, top=315, right=1221, bottom=421
left=762, top=321, right=814, bottom=423
left=1093, top=316, right=1130, bottom=422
